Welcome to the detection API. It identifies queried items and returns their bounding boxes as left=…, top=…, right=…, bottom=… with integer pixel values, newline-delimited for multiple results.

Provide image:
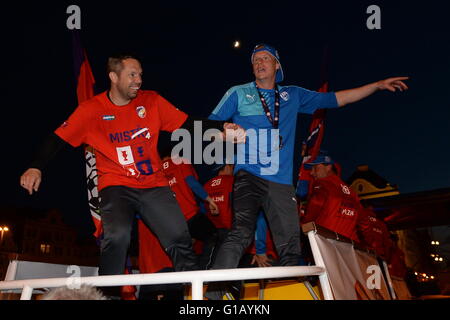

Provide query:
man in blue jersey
left=206, top=43, right=408, bottom=299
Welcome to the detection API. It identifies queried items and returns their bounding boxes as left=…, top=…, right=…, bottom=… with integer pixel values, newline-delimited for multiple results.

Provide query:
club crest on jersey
left=136, top=106, right=146, bottom=118
left=280, top=91, right=289, bottom=101
left=102, top=115, right=115, bottom=121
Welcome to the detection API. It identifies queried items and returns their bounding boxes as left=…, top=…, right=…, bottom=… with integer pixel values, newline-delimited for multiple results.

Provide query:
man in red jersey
left=161, top=153, right=219, bottom=269
left=19, top=53, right=244, bottom=296
left=203, top=164, right=234, bottom=231
left=203, top=164, right=235, bottom=265
left=302, top=154, right=365, bottom=242
left=358, top=205, right=393, bottom=259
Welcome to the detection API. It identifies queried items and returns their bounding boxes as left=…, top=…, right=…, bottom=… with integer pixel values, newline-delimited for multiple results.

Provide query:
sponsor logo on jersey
left=102, top=115, right=116, bottom=121
left=340, top=184, right=351, bottom=195
left=373, top=227, right=382, bottom=234
left=246, top=94, right=256, bottom=102
left=109, top=127, right=148, bottom=143
left=341, top=208, right=355, bottom=217
left=280, top=91, right=289, bottom=101
left=136, top=106, right=146, bottom=118
left=168, top=176, right=177, bottom=186
left=131, top=127, right=150, bottom=140
left=212, top=195, right=224, bottom=202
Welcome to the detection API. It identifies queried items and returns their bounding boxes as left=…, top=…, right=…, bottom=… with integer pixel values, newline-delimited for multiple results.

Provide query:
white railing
left=0, top=266, right=330, bottom=300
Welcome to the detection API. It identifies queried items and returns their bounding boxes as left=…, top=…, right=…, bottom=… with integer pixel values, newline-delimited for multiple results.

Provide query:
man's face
left=311, top=164, right=332, bottom=179
left=252, top=51, right=279, bottom=82
left=115, top=58, right=143, bottom=100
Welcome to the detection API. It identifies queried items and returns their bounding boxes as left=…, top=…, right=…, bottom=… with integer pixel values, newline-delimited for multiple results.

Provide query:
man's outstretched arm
left=20, top=133, right=69, bottom=195
left=335, top=77, right=409, bottom=107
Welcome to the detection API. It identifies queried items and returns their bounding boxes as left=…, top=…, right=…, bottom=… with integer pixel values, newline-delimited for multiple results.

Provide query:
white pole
left=307, top=230, right=334, bottom=300
left=20, top=286, right=33, bottom=300
left=191, top=279, right=203, bottom=300
left=382, top=260, right=397, bottom=300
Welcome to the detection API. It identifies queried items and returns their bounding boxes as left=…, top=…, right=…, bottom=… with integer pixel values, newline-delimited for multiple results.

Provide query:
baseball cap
left=304, top=154, right=335, bottom=169
left=251, top=43, right=284, bottom=83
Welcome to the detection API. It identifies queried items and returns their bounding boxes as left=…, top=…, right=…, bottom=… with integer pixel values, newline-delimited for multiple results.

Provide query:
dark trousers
left=98, top=185, right=198, bottom=276
left=212, top=170, right=301, bottom=269
left=187, top=212, right=218, bottom=269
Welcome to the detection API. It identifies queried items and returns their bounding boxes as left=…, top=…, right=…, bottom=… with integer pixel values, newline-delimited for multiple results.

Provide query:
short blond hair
left=41, top=285, right=108, bottom=300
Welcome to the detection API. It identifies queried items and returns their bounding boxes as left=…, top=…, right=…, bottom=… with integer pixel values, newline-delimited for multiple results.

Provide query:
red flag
left=71, top=31, right=102, bottom=239
left=76, top=49, right=95, bottom=103
left=296, top=48, right=329, bottom=200
left=72, top=31, right=95, bottom=103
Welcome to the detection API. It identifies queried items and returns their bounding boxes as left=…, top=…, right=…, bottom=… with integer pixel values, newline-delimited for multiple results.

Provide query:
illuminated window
left=40, top=244, right=51, bottom=254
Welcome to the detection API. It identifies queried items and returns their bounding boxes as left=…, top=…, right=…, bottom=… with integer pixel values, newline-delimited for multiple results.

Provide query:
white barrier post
left=382, top=260, right=397, bottom=300
left=191, top=279, right=204, bottom=300
left=307, top=230, right=334, bottom=300
left=20, top=285, right=33, bottom=300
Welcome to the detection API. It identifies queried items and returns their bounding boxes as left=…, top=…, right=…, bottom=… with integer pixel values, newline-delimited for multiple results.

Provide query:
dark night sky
left=3, top=1, right=450, bottom=238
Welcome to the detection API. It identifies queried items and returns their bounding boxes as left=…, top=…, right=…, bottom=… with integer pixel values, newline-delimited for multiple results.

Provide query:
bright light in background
left=233, top=41, right=240, bottom=48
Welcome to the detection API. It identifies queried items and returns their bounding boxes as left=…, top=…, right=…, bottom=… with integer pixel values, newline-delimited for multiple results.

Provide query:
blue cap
left=304, top=154, right=334, bottom=169
left=251, top=43, right=284, bottom=83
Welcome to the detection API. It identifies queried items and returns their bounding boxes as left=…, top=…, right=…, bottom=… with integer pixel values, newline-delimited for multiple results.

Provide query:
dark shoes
left=204, top=281, right=242, bottom=300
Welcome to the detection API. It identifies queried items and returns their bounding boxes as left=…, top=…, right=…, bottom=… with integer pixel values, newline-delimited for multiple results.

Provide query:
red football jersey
left=203, top=175, right=234, bottom=229
left=358, top=207, right=392, bottom=259
left=55, top=90, right=187, bottom=191
left=137, top=220, right=173, bottom=273
left=161, top=158, right=199, bottom=220
left=303, top=174, right=363, bottom=242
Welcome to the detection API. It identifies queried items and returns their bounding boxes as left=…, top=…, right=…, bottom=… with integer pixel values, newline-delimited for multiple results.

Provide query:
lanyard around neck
left=255, top=84, right=280, bottom=129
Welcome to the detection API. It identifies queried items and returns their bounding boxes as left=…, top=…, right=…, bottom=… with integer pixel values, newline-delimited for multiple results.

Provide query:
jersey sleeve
left=208, top=88, right=238, bottom=121
left=303, top=182, right=328, bottom=223
left=296, top=87, right=338, bottom=115
left=185, top=175, right=208, bottom=200
left=54, top=104, right=91, bottom=147
left=156, top=93, right=189, bottom=132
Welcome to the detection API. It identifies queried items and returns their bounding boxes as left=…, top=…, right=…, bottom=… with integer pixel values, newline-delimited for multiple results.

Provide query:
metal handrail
left=0, top=266, right=328, bottom=300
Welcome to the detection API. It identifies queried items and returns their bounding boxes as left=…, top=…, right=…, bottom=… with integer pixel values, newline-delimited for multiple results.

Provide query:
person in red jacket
left=358, top=205, right=393, bottom=260
left=302, top=154, right=365, bottom=243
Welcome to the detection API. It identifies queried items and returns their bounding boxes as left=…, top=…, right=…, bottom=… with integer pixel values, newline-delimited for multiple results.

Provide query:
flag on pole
left=71, top=31, right=102, bottom=239
left=296, top=48, right=329, bottom=200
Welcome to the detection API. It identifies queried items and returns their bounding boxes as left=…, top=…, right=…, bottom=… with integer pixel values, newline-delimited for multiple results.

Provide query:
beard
left=117, top=85, right=138, bottom=101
